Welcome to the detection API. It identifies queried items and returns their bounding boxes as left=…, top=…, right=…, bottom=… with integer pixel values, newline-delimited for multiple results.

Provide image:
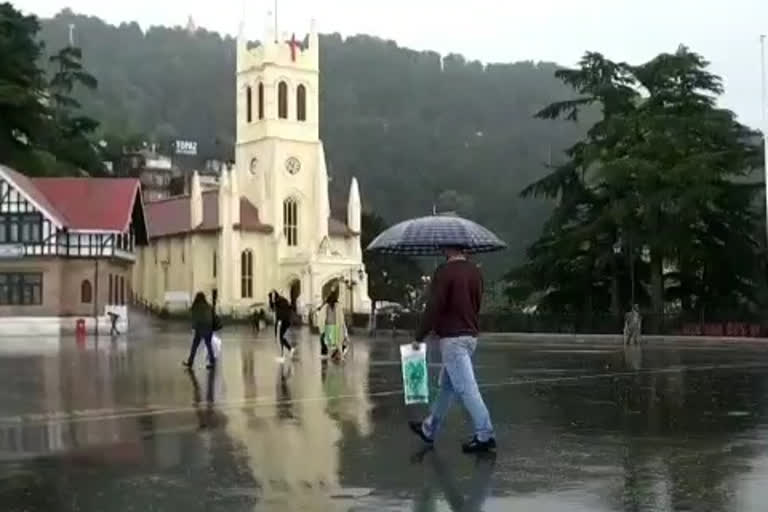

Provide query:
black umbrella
left=366, top=214, right=506, bottom=256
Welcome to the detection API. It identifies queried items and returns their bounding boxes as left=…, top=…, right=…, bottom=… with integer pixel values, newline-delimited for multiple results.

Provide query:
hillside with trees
left=33, top=9, right=595, bottom=276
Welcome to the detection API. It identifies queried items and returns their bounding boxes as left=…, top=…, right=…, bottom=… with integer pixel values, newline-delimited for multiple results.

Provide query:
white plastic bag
left=400, top=343, right=429, bottom=405
left=212, top=334, right=222, bottom=358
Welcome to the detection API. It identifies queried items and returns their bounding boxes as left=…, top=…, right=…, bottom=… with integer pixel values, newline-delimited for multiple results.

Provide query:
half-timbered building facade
left=0, top=165, right=148, bottom=333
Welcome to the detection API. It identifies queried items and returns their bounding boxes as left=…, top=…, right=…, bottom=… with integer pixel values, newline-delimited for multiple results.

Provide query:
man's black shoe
left=408, top=421, right=434, bottom=445
left=461, top=436, right=496, bottom=454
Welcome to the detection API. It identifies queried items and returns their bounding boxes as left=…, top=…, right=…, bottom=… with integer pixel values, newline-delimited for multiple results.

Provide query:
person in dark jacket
left=269, top=290, right=294, bottom=359
left=183, top=291, right=216, bottom=369
left=408, top=247, right=496, bottom=453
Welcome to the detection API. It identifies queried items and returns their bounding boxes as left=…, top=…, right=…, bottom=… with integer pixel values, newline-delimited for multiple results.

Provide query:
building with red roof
left=0, top=164, right=148, bottom=334
left=132, top=22, right=370, bottom=317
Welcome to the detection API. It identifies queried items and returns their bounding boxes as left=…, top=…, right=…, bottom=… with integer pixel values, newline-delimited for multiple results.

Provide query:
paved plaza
left=1, top=313, right=768, bottom=511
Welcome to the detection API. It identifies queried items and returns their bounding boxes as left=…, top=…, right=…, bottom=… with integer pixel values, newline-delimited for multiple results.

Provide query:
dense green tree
left=510, top=47, right=763, bottom=320
left=0, top=2, right=50, bottom=171
left=0, top=3, right=103, bottom=175
left=46, top=45, right=103, bottom=174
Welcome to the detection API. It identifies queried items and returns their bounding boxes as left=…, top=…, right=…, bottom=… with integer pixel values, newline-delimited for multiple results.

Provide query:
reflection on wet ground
left=1, top=314, right=768, bottom=511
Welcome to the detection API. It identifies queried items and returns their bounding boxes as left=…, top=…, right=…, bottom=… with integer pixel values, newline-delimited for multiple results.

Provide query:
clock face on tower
left=249, top=157, right=258, bottom=175
left=285, top=156, right=301, bottom=175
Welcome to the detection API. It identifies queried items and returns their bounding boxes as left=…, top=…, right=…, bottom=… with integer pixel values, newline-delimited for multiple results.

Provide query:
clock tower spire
left=235, top=18, right=322, bottom=249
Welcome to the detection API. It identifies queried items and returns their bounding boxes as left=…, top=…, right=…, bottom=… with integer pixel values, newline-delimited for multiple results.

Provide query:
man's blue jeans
left=422, top=336, right=494, bottom=442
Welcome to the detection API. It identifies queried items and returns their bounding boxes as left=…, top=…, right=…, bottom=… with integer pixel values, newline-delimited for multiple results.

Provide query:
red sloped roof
left=144, top=195, right=191, bottom=238
left=145, top=192, right=273, bottom=238
left=196, top=190, right=221, bottom=231
left=0, top=165, right=66, bottom=226
left=238, top=198, right=273, bottom=233
left=32, top=178, right=141, bottom=231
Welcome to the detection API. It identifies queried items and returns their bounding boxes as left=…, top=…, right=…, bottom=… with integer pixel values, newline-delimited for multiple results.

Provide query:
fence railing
left=356, top=311, right=768, bottom=338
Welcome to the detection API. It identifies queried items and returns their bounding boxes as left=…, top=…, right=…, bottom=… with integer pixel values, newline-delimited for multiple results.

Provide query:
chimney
left=315, top=145, right=330, bottom=241
left=218, top=167, right=230, bottom=228
left=229, top=166, right=240, bottom=225
left=347, top=177, right=361, bottom=234
left=190, top=171, right=203, bottom=228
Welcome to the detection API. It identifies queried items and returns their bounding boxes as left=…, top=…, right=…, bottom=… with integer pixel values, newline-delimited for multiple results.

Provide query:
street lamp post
left=761, top=35, right=768, bottom=244
left=343, top=267, right=365, bottom=328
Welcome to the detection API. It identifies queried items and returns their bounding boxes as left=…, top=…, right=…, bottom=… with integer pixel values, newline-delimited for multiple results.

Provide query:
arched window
left=283, top=198, right=298, bottom=247
left=278, top=81, right=288, bottom=119
left=81, top=280, right=92, bottom=304
left=258, top=82, right=264, bottom=119
left=246, top=86, right=252, bottom=123
left=241, top=250, right=253, bottom=298
left=296, top=84, right=307, bottom=121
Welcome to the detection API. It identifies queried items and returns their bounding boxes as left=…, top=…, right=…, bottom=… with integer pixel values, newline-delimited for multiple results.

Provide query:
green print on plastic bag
left=401, top=343, right=429, bottom=404
left=405, top=359, right=426, bottom=398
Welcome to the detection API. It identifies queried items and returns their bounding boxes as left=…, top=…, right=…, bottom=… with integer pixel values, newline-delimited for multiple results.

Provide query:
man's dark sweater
left=415, top=258, right=483, bottom=341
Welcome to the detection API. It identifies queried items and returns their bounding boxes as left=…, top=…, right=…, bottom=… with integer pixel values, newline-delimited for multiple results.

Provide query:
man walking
left=408, top=247, right=496, bottom=453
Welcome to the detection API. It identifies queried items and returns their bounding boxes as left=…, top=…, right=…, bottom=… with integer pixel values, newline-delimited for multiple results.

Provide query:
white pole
left=762, top=35, right=768, bottom=244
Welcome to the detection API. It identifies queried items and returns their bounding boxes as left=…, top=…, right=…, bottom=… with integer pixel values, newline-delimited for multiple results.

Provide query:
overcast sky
left=16, top=0, right=768, bottom=128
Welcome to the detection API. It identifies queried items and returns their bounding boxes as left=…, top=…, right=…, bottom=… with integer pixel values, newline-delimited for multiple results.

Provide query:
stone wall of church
left=134, top=233, right=218, bottom=310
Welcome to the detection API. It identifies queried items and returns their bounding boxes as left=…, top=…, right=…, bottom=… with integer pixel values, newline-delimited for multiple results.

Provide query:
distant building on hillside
left=0, top=165, right=148, bottom=335
left=115, top=147, right=178, bottom=202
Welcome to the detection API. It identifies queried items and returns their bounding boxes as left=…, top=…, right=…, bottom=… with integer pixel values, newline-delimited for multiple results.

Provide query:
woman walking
left=269, top=290, right=294, bottom=360
left=183, top=292, right=216, bottom=370
left=316, top=286, right=349, bottom=361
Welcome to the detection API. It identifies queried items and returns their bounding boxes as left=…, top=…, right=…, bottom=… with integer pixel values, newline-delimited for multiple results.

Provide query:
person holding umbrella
left=367, top=214, right=504, bottom=453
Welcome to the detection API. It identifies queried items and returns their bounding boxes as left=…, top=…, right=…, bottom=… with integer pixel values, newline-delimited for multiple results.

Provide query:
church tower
left=235, top=19, right=329, bottom=258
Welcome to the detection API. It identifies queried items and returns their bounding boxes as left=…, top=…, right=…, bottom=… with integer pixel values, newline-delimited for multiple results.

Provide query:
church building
left=133, top=20, right=370, bottom=317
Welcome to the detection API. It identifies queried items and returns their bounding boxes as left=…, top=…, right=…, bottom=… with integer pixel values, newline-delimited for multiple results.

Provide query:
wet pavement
left=1, top=315, right=768, bottom=511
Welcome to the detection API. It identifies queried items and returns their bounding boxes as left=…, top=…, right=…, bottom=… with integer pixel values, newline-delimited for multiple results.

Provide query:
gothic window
left=213, top=250, right=217, bottom=278
left=241, top=250, right=253, bottom=298
left=278, top=81, right=288, bottom=119
left=81, top=280, right=92, bottom=304
left=258, top=82, right=264, bottom=119
left=120, top=276, right=125, bottom=305
left=246, top=86, right=253, bottom=123
left=283, top=198, right=298, bottom=247
left=296, top=84, right=307, bottom=121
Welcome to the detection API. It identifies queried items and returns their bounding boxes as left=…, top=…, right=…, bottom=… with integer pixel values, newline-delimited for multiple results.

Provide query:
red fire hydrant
left=75, top=318, right=86, bottom=337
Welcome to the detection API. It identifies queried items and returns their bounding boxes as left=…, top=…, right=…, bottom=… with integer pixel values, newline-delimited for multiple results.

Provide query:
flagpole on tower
left=274, top=0, right=279, bottom=42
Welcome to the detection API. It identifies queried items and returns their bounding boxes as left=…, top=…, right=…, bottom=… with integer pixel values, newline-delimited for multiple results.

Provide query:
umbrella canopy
left=366, top=214, right=506, bottom=256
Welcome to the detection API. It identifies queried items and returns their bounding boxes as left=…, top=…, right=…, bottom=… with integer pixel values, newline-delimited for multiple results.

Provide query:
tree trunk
left=610, top=252, right=621, bottom=317
left=583, top=260, right=594, bottom=332
left=369, top=299, right=378, bottom=334
left=650, top=247, right=664, bottom=333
